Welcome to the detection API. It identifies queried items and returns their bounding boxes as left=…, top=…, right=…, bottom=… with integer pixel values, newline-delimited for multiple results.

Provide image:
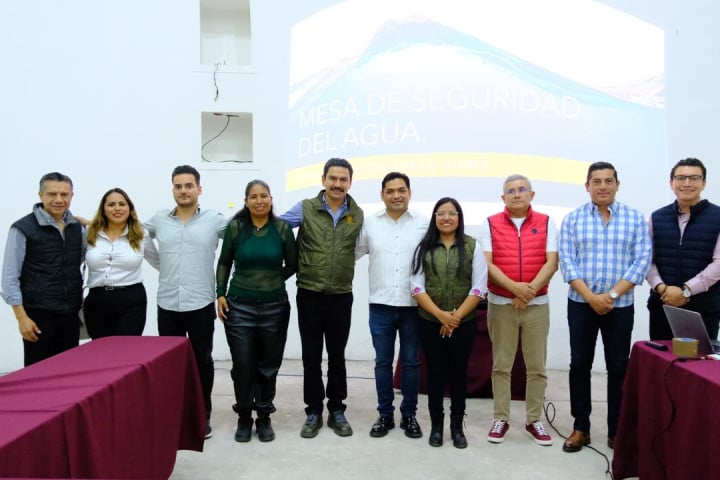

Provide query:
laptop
left=663, top=304, right=720, bottom=355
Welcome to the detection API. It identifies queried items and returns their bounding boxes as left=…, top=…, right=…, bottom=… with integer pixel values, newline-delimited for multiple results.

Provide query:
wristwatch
left=682, top=285, right=692, bottom=298
left=609, top=289, right=619, bottom=300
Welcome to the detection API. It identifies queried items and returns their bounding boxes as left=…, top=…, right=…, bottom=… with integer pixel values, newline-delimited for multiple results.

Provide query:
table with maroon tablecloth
left=612, top=340, right=720, bottom=480
left=394, top=306, right=527, bottom=399
left=0, top=336, right=205, bottom=479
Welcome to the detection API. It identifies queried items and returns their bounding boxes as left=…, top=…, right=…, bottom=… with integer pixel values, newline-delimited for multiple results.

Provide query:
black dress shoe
left=400, top=416, right=423, bottom=438
left=370, top=416, right=395, bottom=437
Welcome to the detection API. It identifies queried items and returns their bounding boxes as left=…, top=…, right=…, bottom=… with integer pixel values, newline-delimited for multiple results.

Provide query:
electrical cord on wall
left=543, top=401, right=615, bottom=480
left=201, top=113, right=238, bottom=162
left=213, top=62, right=221, bottom=101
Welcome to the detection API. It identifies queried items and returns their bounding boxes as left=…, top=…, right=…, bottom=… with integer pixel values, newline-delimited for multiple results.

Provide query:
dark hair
left=87, top=188, right=144, bottom=250
left=323, top=158, right=354, bottom=179
left=231, top=179, right=275, bottom=240
left=671, top=157, right=706, bottom=181
left=382, top=172, right=410, bottom=190
left=412, top=197, right=466, bottom=275
left=172, top=165, right=200, bottom=185
left=39, top=172, right=73, bottom=192
left=586, top=162, right=617, bottom=183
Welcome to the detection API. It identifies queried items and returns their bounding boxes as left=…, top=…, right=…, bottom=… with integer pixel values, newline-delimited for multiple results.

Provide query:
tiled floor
left=170, top=359, right=622, bottom=480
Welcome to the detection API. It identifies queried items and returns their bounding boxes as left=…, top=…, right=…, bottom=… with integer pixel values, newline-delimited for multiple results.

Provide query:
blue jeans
left=369, top=304, right=421, bottom=417
left=567, top=300, right=634, bottom=437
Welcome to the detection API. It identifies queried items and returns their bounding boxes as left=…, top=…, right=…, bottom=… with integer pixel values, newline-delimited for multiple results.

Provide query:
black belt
left=92, top=283, right=140, bottom=291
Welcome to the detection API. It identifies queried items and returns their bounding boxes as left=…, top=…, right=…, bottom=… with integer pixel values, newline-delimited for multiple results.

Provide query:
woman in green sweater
left=216, top=180, right=298, bottom=443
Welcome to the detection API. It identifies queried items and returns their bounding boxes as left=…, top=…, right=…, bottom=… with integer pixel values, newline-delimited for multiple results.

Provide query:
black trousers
left=83, top=283, right=147, bottom=339
left=23, top=308, right=80, bottom=366
left=158, top=303, right=216, bottom=419
left=223, top=295, right=290, bottom=416
left=419, top=317, right=477, bottom=417
left=296, top=288, right=353, bottom=415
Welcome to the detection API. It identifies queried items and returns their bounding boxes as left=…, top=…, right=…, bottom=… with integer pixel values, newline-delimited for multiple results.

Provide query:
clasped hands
left=512, top=282, right=536, bottom=311
left=660, top=286, right=689, bottom=307
left=439, top=310, right=461, bottom=337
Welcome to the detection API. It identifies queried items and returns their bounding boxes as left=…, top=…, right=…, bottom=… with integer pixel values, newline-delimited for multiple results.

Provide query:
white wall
left=1, top=0, right=719, bottom=373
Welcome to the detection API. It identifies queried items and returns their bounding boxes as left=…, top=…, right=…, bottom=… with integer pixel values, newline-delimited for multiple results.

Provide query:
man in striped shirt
left=559, top=162, right=651, bottom=453
left=145, top=165, right=228, bottom=439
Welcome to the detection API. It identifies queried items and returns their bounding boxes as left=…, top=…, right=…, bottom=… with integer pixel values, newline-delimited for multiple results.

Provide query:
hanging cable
left=213, top=62, right=220, bottom=102
left=201, top=114, right=231, bottom=162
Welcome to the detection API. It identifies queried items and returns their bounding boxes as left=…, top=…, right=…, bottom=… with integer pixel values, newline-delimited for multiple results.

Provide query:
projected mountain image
left=286, top=0, right=665, bottom=207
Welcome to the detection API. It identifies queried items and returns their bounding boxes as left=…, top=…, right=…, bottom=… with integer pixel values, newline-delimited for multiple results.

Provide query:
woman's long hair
left=87, top=188, right=144, bottom=250
left=412, top=197, right=466, bottom=276
left=231, top=179, right=275, bottom=241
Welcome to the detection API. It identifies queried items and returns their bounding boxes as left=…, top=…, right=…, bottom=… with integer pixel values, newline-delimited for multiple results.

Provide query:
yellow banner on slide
left=285, top=152, right=590, bottom=191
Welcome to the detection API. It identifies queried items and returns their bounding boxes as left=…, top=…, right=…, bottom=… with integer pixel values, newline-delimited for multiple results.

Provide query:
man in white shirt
left=145, top=165, right=227, bottom=439
left=355, top=172, right=428, bottom=439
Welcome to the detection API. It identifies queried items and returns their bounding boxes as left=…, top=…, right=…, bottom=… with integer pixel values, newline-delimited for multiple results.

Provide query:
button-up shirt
left=86, top=228, right=160, bottom=288
left=144, top=208, right=227, bottom=312
left=355, top=209, right=429, bottom=306
left=559, top=201, right=652, bottom=308
left=280, top=193, right=350, bottom=228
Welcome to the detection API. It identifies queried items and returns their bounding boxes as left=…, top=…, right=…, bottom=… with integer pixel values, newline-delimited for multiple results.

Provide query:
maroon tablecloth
left=394, top=307, right=527, bottom=399
left=613, top=340, right=720, bottom=480
left=0, top=336, right=205, bottom=479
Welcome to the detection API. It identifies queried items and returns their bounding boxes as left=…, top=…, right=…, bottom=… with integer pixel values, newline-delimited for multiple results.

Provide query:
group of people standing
left=2, top=157, right=718, bottom=453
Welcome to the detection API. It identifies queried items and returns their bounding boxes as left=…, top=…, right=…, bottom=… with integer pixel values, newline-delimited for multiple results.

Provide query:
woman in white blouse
left=84, top=188, right=159, bottom=338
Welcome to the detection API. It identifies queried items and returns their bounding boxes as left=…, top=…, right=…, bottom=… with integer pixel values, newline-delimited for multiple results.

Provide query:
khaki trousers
left=487, top=302, right=549, bottom=424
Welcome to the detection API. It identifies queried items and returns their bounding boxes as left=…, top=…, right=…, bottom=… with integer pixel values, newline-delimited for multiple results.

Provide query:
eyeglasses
left=435, top=211, right=459, bottom=218
left=505, top=186, right=529, bottom=195
left=673, top=175, right=704, bottom=183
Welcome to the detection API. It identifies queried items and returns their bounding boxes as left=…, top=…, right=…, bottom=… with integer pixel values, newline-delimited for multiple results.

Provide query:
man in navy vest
left=479, top=174, right=558, bottom=446
left=646, top=158, right=720, bottom=340
left=2, top=172, right=84, bottom=366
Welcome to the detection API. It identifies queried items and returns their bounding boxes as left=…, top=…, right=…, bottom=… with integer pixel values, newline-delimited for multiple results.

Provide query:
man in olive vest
left=281, top=158, right=364, bottom=439
left=2, top=172, right=84, bottom=366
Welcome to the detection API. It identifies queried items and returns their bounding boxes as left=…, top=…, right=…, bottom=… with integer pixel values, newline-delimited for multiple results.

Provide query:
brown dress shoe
left=562, top=430, right=591, bottom=452
left=607, top=436, right=615, bottom=449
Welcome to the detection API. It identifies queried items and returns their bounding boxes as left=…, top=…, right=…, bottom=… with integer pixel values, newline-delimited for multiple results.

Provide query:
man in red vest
left=479, top=174, right=558, bottom=446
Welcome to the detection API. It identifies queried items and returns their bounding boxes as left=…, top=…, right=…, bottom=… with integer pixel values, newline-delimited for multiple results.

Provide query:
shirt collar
left=589, top=200, right=619, bottom=215
left=321, top=193, right=348, bottom=211
left=376, top=208, right=416, bottom=221
left=169, top=206, right=201, bottom=217
left=33, top=203, right=74, bottom=226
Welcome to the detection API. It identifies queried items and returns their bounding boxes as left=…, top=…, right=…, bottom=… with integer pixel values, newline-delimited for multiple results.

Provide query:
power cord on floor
left=543, top=401, right=615, bottom=480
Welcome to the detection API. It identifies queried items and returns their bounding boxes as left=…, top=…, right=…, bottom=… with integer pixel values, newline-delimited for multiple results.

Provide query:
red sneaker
left=487, top=419, right=509, bottom=443
left=525, top=421, right=553, bottom=446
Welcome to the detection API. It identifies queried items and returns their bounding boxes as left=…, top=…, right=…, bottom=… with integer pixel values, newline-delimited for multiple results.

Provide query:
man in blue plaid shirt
left=558, top=162, right=651, bottom=453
